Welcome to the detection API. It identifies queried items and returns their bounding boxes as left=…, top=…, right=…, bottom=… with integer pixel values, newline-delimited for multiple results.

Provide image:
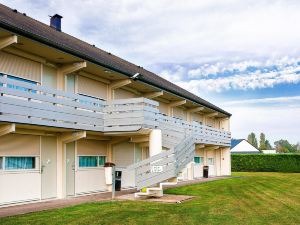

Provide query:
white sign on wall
left=151, top=165, right=163, bottom=173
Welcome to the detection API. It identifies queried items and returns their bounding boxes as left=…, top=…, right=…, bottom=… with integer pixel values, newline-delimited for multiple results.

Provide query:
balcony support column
left=149, top=129, right=162, bottom=157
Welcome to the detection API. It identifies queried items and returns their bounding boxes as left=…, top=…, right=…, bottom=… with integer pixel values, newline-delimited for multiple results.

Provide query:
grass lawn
left=0, top=172, right=299, bottom=225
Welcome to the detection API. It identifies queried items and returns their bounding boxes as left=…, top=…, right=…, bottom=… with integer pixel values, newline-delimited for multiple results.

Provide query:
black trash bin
left=203, top=166, right=209, bottom=178
left=115, top=171, right=122, bottom=191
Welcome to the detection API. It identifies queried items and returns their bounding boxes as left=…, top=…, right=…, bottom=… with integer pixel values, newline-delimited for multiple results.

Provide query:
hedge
left=231, top=154, right=300, bottom=172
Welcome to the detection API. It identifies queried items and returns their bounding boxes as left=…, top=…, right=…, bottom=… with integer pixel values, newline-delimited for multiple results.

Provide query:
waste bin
left=115, top=171, right=122, bottom=191
left=203, top=166, right=209, bottom=178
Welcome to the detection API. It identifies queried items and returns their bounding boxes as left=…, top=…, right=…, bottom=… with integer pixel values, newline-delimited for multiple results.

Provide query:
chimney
left=50, top=14, right=63, bottom=31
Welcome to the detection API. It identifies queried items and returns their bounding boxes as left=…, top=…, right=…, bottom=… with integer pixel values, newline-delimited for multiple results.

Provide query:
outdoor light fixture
left=131, top=73, right=141, bottom=80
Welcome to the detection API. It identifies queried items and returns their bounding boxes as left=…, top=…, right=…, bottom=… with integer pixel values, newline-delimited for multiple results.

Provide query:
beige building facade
left=0, top=4, right=231, bottom=206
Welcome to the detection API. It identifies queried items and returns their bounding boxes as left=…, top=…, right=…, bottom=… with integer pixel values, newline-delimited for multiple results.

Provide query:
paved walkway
left=0, top=176, right=230, bottom=218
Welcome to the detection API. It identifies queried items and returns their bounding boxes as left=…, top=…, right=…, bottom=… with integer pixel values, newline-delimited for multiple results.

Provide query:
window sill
left=0, top=169, right=40, bottom=174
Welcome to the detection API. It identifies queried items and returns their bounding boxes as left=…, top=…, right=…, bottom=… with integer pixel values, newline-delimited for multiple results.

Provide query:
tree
left=265, top=140, right=272, bottom=150
left=247, top=132, right=258, bottom=148
left=274, top=139, right=295, bottom=153
left=259, top=133, right=266, bottom=150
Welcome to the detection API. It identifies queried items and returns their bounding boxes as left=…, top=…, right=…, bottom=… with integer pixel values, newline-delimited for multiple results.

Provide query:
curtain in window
left=0, top=157, right=3, bottom=169
left=7, top=75, right=37, bottom=93
left=5, top=157, right=35, bottom=170
left=194, top=157, right=200, bottom=164
left=79, top=156, right=97, bottom=167
left=0, top=74, right=37, bottom=92
left=98, top=156, right=106, bottom=166
left=0, top=73, right=3, bottom=87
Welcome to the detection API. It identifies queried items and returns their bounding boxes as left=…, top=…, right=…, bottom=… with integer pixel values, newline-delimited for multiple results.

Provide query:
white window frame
left=194, top=156, right=204, bottom=165
left=208, top=158, right=214, bottom=165
left=0, top=155, right=40, bottom=172
left=77, top=155, right=106, bottom=169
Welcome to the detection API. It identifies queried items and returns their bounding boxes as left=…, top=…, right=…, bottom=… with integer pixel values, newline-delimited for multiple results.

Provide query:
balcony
left=0, top=76, right=230, bottom=146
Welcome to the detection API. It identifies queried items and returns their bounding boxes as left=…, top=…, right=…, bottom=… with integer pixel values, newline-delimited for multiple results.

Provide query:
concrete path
left=0, top=189, right=135, bottom=218
left=0, top=176, right=230, bottom=218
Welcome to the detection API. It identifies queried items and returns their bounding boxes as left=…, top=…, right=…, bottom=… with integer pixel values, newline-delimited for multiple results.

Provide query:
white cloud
left=223, top=96, right=300, bottom=106
left=2, top=0, right=300, bottom=66
left=172, top=63, right=300, bottom=93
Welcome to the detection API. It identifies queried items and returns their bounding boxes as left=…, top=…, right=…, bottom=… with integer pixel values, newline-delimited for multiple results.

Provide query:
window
left=208, top=158, right=214, bottom=165
left=0, top=73, right=37, bottom=92
left=5, top=157, right=36, bottom=170
left=78, top=93, right=103, bottom=107
left=194, top=156, right=204, bottom=164
left=79, top=156, right=106, bottom=168
left=0, top=157, right=3, bottom=170
left=66, top=74, right=75, bottom=93
left=98, top=156, right=106, bottom=166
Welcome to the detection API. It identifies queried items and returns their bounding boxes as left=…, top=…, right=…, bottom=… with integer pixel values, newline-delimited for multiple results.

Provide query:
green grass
left=1, top=172, right=299, bottom=225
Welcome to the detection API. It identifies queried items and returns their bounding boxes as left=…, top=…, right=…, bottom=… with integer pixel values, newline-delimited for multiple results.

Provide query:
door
left=208, top=158, right=215, bottom=176
left=41, top=136, right=57, bottom=199
left=66, top=142, right=75, bottom=196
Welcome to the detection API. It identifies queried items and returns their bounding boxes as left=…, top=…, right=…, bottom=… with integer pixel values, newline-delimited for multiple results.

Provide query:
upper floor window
left=78, top=93, right=104, bottom=107
left=0, top=73, right=37, bottom=92
left=0, top=157, right=3, bottom=170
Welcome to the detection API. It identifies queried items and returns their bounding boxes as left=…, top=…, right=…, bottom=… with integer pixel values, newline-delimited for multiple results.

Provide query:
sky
left=1, top=0, right=300, bottom=144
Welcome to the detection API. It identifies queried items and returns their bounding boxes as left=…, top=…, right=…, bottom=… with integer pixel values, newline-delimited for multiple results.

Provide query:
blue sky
left=2, top=0, right=300, bottom=144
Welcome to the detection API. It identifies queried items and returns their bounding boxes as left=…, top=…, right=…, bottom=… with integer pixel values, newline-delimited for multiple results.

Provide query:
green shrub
left=231, top=154, right=300, bottom=172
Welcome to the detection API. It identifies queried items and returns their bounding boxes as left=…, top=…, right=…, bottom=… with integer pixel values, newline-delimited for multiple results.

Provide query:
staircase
left=125, top=135, right=196, bottom=198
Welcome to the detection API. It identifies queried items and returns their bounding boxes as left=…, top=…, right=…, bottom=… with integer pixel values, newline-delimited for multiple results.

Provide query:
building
left=261, top=150, right=277, bottom=154
left=231, top=139, right=260, bottom=154
left=0, top=3, right=231, bottom=206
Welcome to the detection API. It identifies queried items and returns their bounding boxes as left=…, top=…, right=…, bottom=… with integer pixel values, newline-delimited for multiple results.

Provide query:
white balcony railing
left=0, top=76, right=230, bottom=146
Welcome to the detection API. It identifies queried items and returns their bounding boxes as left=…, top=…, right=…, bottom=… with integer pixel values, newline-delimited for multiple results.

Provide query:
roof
left=231, top=139, right=260, bottom=152
left=231, top=139, right=243, bottom=149
left=0, top=4, right=231, bottom=116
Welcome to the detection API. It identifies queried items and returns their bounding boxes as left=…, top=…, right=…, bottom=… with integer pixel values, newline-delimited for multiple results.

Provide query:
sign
left=151, top=165, right=163, bottom=173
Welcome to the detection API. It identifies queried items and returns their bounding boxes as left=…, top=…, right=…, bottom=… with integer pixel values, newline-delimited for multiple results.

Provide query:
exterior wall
left=0, top=51, right=41, bottom=82
left=205, top=117, right=215, bottom=127
left=173, top=107, right=187, bottom=120
left=219, top=118, right=230, bottom=131
left=113, top=88, right=137, bottom=99
left=158, top=101, right=169, bottom=115
left=112, top=141, right=136, bottom=188
left=221, top=147, right=231, bottom=175
left=75, top=139, right=108, bottom=194
left=77, top=75, right=107, bottom=100
left=193, top=148, right=205, bottom=178
left=0, top=133, right=41, bottom=205
left=42, top=65, right=57, bottom=88
left=192, top=113, right=203, bottom=124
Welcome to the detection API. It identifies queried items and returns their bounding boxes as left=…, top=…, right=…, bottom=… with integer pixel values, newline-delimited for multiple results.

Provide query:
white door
left=41, top=136, right=57, bottom=199
left=66, top=142, right=75, bottom=197
left=208, top=158, right=215, bottom=176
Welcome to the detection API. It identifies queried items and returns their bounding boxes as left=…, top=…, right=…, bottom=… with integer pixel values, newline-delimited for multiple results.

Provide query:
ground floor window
left=4, top=156, right=36, bottom=170
left=194, top=156, right=204, bottom=164
left=208, top=158, right=214, bottom=165
left=78, top=156, right=106, bottom=168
